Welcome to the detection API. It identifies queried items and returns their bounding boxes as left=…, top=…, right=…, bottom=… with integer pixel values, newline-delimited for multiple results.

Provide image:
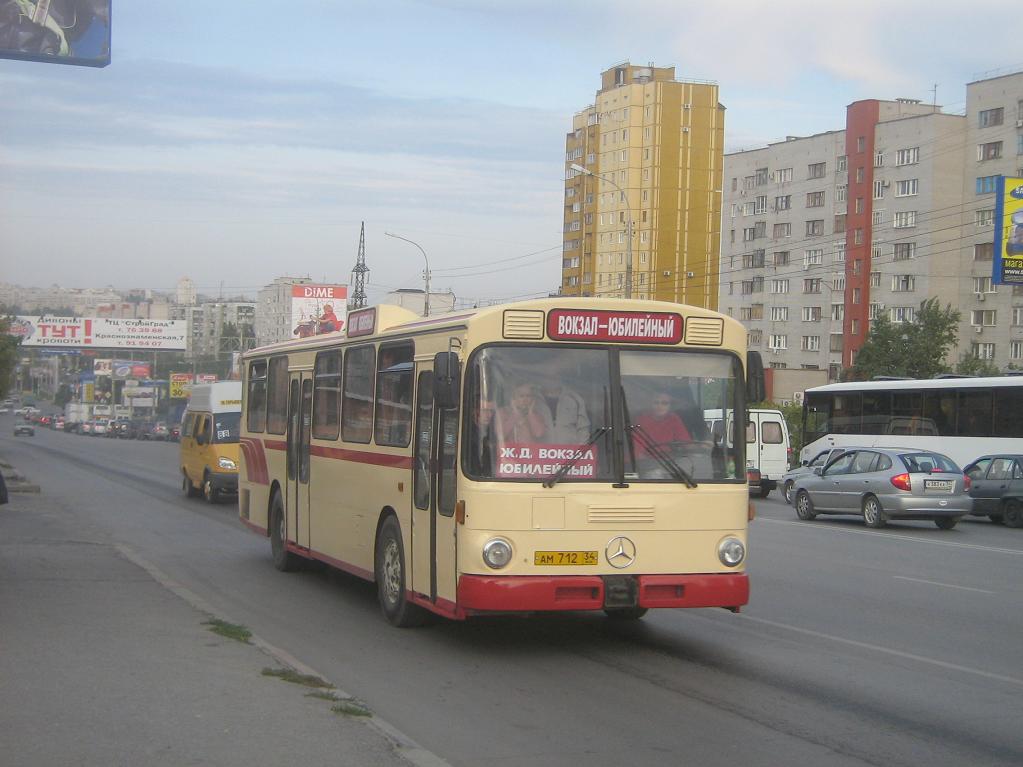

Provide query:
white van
left=704, top=408, right=791, bottom=498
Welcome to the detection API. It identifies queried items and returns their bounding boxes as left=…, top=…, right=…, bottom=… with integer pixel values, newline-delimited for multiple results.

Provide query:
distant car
left=963, top=454, right=1023, bottom=528
left=792, top=447, right=971, bottom=530
left=92, top=419, right=109, bottom=436
left=168, top=423, right=181, bottom=442
left=0, top=406, right=9, bottom=414
left=151, top=422, right=170, bottom=441
left=80, top=420, right=94, bottom=435
left=54, top=417, right=65, bottom=431
left=780, top=447, right=851, bottom=504
left=14, top=422, right=35, bottom=437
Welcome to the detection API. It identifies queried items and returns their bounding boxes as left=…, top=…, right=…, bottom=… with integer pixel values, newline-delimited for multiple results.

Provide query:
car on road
left=92, top=419, right=109, bottom=437
left=0, top=406, right=10, bottom=414
left=792, top=447, right=971, bottom=530
left=963, top=454, right=1023, bottom=527
left=780, top=447, right=851, bottom=504
left=150, top=422, right=170, bottom=441
left=14, top=422, right=35, bottom=437
left=54, top=416, right=65, bottom=431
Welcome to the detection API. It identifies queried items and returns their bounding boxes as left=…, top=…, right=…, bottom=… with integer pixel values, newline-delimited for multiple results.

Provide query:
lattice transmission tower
left=349, top=221, right=369, bottom=309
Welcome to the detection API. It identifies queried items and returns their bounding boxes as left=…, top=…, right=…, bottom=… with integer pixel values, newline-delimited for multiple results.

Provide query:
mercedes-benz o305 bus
left=800, top=376, right=1023, bottom=469
left=238, top=298, right=762, bottom=626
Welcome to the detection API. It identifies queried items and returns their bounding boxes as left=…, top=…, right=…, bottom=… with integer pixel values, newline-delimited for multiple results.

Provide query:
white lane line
left=892, top=575, right=995, bottom=594
left=757, top=516, right=1023, bottom=556
left=738, top=613, right=1023, bottom=688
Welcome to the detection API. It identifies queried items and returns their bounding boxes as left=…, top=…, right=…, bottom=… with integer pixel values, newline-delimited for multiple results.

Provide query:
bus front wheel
left=375, top=516, right=428, bottom=628
left=269, top=491, right=299, bottom=572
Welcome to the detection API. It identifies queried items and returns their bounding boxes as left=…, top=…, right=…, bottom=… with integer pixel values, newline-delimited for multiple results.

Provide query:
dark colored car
left=963, top=454, right=1023, bottom=527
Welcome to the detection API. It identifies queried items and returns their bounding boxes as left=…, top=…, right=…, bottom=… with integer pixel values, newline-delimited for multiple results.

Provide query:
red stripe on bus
left=264, top=439, right=288, bottom=451
left=238, top=437, right=269, bottom=484
left=239, top=517, right=266, bottom=536
left=309, top=444, right=413, bottom=469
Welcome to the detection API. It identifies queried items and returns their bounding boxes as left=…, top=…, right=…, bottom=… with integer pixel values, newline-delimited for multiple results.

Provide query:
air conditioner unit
left=681, top=127, right=690, bottom=133
left=882, top=180, right=891, bottom=188
left=975, top=326, right=983, bottom=334
left=663, top=270, right=672, bottom=277
left=977, top=292, right=986, bottom=302
left=683, top=103, right=692, bottom=110
left=1016, top=119, right=1023, bottom=128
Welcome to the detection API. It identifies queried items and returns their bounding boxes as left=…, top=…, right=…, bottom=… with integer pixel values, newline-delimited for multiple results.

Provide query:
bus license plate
left=924, top=479, right=954, bottom=492
left=534, top=551, right=598, bottom=566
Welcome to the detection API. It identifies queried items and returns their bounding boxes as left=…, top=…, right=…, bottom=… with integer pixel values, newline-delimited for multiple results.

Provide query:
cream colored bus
left=239, top=298, right=762, bottom=626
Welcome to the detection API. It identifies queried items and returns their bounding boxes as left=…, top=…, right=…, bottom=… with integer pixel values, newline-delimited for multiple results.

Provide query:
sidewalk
left=0, top=461, right=430, bottom=767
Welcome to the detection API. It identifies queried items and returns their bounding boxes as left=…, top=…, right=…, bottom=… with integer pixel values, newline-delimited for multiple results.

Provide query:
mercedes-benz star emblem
left=605, top=536, right=636, bottom=569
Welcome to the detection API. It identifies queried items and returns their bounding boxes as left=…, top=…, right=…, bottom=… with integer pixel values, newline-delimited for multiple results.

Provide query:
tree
left=0, top=311, right=21, bottom=399
left=955, top=353, right=1000, bottom=377
left=852, top=298, right=960, bottom=380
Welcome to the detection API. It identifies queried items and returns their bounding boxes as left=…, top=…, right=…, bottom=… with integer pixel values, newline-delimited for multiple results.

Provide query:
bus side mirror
left=746, top=351, right=765, bottom=403
left=433, top=352, right=460, bottom=408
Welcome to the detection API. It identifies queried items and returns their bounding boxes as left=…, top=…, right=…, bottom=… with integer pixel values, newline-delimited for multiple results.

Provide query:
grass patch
left=203, top=619, right=252, bottom=644
left=331, top=699, right=372, bottom=717
left=305, top=690, right=339, bottom=702
left=262, top=667, right=334, bottom=689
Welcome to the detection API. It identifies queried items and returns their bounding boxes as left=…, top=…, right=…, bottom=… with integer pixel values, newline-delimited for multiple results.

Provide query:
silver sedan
left=792, top=447, right=972, bottom=530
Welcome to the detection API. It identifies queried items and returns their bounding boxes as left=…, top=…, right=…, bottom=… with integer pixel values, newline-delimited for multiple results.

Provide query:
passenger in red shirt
left=634, top=392, right=690, bottom=457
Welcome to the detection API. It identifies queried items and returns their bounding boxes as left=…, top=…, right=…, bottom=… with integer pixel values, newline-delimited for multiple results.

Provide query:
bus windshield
left=465, top=346, right=743, bottom=483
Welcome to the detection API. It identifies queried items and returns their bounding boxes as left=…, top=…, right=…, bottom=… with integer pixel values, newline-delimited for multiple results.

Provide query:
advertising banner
left=170, top=373, right=193, bottom=399
left=8, top=317, right=188, bottom=350
left=291, top=284, right=348, bottom=338
left=124, top=386, right=157, bottom=408
left=994, top=175, right=1023, bottom=285
left=196, top=374, right=218, bottom=384
left=111, top=360, right=152, bottom=379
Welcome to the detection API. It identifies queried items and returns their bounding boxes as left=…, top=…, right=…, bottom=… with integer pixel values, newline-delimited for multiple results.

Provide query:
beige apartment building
left=722, top=73, right=1023, bottom=377
left=561, top=63, right=724, bottom=308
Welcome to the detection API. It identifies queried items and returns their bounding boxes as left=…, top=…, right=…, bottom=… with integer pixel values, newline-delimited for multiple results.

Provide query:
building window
left=896, top=179, right=919, bottom=197
left=1013, top=307, right=1023, bottom=326
left=830, top=334, right=844, bottom=352
left=978, top=142, right=1003, bottom=161
left=895, top=147, right=920, bottom=166
left=852, top=287, right=861, bottom=304
left=808, top=162, right=826, bottom=179
left=748, top=329, right=763, bottom=346
left=802, top=306, right=822, bottom=322
left=874, top=150, right=884, bottom=167
left=851, top=319, right=860, bottom=335
left=870, top=271, right=881, bottom=288
left=771, top=279, right=789, bottom=294
left=771, top=306, right=789, bottom=321
left=974, top=277, right=995, bottom=293
left=890, top=307, right=916, bottom=323
left=892, top=275, right=915, bottom=292
left=975, top=242, right=994, bottom=261
left=775, top=195, right=791, bottom=210
left=1011, top=340, right=1023, bottom=360
left=975, top=209, right=995, bottom=227
left=836, top=185, right=847, bottom=203
left=973, top=342, right=996, bottom=360
left=835, top=213, right=847, bottom=233
left=801, top=335, right=821, bottom=351
left=833, top=276, right=846, bottom=291
left=806, top=220, right=824, bottom=236
left=743, top=251, right=766, bottom=268
left=806, top=191, right=826, bottom=208
left=976, top=175, right=999, bottom=194
left=755, top=195, right=768, bottom=214
left=869, top=303, right=883, bottom=320
left=873, top=180, right=885, bottom=199
left=894, top=211, right=917, bottom=228
left=872, top=240, right=883, bottom=259
left=773, top=222, right=791, bottom=238
left=776, top=167, right=793, bottom=183
left=837, top=156, right=847, bottom=172
left=834, top=242, right=846, bottom=262
left=855, top=167, right=865, bottom=183
left=855, top=197, right=864, bottom=214
left=971, top=310, right=997, bottom=326
left=857, top=136, right=866, bottom=153
left=756, top=167, right=769, bottom=185
left=872, top=210, right=884, bottom=225
left=768, top=334, right=787, bottom=350
left=979, top=107, right=1004, bottom=128
left=804, top=249, right=824, bottom=267
left=773, top=251, right=790, bottom=266
left=831, top=303, right=844, bottom=321
left=803, top=278, right=822, bottom=294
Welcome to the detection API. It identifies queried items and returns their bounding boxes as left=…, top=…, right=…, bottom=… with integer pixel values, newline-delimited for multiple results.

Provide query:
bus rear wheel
left=375, top=516, right=428, bottom=628
left=269, top=491, right=299, bottom=572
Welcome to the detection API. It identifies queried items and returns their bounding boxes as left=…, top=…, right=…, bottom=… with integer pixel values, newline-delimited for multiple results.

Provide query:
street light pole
left=385, top=231, right=431, bottom=317
left=570, top=162, right=633, bottom=299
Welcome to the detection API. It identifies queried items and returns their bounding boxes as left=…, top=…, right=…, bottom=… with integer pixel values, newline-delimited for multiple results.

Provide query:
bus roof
left=806, top=376, right=1023, bottom=394
left=244, top=297, right=742, bottom=359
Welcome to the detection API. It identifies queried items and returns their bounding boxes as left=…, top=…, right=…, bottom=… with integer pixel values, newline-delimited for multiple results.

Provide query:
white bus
left=239, top=298, right=763, bottom=626
left=800, top=376, right=1023, bottom=469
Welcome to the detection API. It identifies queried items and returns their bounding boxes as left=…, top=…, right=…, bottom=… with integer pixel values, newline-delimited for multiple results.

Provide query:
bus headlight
left=482, top=538, right=513, bottom=569
left=718, top=537, right=745, bottom=567
left=218, top=457, right=237, bottom=470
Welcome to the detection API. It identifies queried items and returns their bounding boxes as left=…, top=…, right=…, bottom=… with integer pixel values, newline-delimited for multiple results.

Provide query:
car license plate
left=924, top=479, right=954, bottom=492
left=534, top=551, right=598, bottom=566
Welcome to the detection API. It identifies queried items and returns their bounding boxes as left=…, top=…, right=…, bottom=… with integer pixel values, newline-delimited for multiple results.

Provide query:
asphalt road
left=3, top=421, right=1022, bottom=767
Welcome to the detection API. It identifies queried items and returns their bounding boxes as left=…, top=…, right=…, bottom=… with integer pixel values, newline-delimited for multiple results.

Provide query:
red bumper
left=457, top=572, right=749, bottom=613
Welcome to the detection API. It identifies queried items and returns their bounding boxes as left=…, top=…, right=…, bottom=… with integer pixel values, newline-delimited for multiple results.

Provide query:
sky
left=1, top=0, right=1020, bottom=308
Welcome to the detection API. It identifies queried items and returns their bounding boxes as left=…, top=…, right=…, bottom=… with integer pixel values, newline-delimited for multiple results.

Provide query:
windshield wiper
left=628, top=423, right=698, bottom=488
left=543, top=426, right=612, bottom=488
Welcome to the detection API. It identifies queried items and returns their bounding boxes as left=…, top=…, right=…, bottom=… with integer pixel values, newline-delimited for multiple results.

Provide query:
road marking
left=892, top=575, right=995, bottom=594
left=737, top=613, right=1023, bottom=688
left=757, top=516, right=1023, bottom=556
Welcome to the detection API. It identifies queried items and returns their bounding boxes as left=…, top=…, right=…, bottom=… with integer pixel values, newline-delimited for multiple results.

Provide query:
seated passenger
left=634, top=392, right=691, bottom=457
left=496, top=383, right=552, bottom=444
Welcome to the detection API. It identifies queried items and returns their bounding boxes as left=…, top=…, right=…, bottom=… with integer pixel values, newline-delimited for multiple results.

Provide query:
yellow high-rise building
left=561, top=63, right=724, bottom=308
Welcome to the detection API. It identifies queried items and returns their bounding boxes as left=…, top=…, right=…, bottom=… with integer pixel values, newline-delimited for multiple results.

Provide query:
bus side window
left=313, top=350, right=342, bottom=441
left=247, top=359, right=268, bottom=433
left=341, top=345, right=375, bottom=444
left=266, top=356, right=289, bottom=435
left=375, top=343, right=414, bottom=447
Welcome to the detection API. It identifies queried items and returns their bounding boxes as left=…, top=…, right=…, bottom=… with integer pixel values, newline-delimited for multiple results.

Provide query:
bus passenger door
left=286, top=373, right=313, bottom=550
left=411, top=366, right=459, bottom=607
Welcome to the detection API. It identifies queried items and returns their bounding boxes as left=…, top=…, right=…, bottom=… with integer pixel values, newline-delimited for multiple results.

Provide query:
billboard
left=0, top=1, right=111, bottom=68
left=994, top=175, right=1023, bottom=285
left=291, top=284, right=348, bottom=338
left=170, top=373, right=193, bottom=399
left=9, top=316, right=188, bottom=350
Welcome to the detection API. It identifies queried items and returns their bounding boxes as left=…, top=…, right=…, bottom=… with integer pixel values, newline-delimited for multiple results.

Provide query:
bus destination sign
left=547, top=309, right=683, bottom=344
